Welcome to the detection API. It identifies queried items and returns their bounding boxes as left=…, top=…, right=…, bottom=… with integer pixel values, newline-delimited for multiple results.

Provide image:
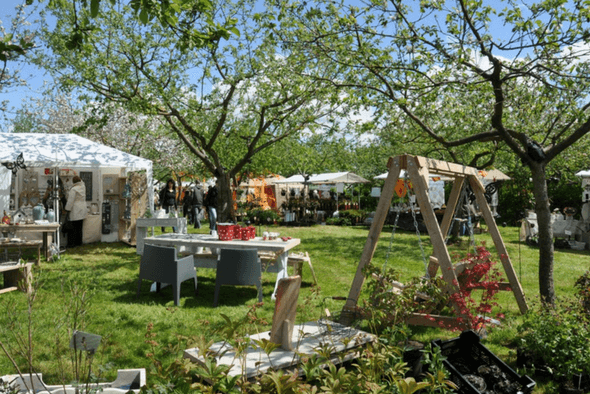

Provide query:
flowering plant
left=447, top=244, right=507, bottom=332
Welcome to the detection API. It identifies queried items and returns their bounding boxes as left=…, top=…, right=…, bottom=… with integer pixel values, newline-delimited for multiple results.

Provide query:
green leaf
left=90, top=0, right=100, bottom=18
left=139, top=9, right=149, bottom=24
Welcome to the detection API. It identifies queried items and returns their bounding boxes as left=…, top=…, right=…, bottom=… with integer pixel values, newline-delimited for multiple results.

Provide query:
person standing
left=204, top=181, right=218, bottom=234
left=191, top=183, right=205, bottom=229
left=64, top=176, right=87, bottom=248
left=159, top=179, right=177, bottom=232
left=183, top=188, right=193, bottom=225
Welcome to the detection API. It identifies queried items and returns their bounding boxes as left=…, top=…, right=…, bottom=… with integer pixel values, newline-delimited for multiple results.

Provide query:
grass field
left=0, top=222, right=588, bottom=393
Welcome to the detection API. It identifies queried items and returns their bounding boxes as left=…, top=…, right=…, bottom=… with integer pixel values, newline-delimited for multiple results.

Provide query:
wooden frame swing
left=341, top=155, right=528, bottom=329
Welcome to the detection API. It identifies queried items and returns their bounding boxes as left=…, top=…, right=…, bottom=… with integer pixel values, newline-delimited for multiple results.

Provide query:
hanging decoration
left=394, top=179, right=410, bottom=198
left=2, top=152, right=27, bottom=175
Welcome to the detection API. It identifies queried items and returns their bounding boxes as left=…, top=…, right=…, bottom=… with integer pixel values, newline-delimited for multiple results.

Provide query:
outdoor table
left=142, top=233, right=301, bottom=300
left=0, top=223, right=59, bottom=261
left=135, top=217, right=188, bottom=255
left=0, top=239, right=42, bottom=266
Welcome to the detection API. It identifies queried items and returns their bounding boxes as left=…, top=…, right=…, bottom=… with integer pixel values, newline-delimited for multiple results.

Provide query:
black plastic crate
left=431, top=330, right=536, bottom=394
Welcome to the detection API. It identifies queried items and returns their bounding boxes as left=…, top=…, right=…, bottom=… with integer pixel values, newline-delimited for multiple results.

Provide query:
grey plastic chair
left=137, top=244, right=197, bottom=306
left=213, top=248, right=262, bottom=307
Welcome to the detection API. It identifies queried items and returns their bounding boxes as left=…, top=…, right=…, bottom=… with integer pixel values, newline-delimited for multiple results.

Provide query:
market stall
left=0, top=133, right=153, bottom=249
left=273, top=172, right=370, bottom=222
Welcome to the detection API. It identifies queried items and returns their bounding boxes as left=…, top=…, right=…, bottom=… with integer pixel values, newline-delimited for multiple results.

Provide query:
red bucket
left=217, top=224, right=234, bottom=241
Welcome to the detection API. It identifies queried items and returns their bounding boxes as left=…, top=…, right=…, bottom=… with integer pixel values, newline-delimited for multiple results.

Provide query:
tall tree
left=11, top=93, right=198, bottom=181
left=37, top=0, right=345, bottom=221
left=276, top=0, right=590, bottom=304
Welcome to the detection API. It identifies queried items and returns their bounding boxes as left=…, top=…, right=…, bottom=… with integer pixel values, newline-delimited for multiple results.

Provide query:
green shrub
left=575, top=270, right=590, bottom=314
left=326, top=217, right=352, bottom=226
left=246, top=208, right=280, bottom=225
left=339, top=209, right=367, bottom=224
left=515, top=300, right=590, bottom=381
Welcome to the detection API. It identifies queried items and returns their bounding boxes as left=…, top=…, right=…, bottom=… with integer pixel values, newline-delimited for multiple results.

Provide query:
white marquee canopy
left=0, top=133, right=153, bottom=215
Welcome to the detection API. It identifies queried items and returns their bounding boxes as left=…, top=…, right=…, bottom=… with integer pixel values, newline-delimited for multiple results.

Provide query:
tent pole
left=54, top=167, right=60, bottom=256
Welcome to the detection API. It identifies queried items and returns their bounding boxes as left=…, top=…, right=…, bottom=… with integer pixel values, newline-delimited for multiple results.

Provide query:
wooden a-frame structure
left=341, top=155, right=528, bottom=328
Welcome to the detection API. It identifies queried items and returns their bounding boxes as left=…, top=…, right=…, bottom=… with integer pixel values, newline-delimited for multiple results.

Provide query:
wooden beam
left=406, top=313, right=469, bottom=330
left=414, top=155, right=480, bottom=177
left=468, top=282, right=513, bottom=291
left=440, top=176, right=465, bottom=237
left=468, top=175, right=529, bottom=314
left=428, top=177, right=465, bottom=277
left=406, top=156, right=459, bottom=292
left=342, top=157, right=402, bottom=317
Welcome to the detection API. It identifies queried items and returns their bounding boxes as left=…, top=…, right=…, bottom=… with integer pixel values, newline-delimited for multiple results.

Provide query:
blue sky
left=1, top=0, right=50, bottom=130
left=0, top=0, right=550, bottom=132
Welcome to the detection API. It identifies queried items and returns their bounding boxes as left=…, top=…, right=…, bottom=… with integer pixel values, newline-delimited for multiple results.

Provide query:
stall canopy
left=0, top=133, right=152, bottom=170
left=273, top=172, right=370, bottom=184
left=0, top=133, right=154, bottom=212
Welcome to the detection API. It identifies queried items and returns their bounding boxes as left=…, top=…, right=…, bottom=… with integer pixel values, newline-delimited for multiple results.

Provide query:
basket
left=431, top=330, right=536, bottom=394
left=217, top=223, right=235, bottom=241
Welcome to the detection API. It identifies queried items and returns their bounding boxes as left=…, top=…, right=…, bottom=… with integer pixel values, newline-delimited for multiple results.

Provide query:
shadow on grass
left=115, top=271, right=308, bottom=309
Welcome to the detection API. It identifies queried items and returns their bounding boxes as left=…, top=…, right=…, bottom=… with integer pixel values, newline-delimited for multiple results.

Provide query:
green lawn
left=0, top=222, right=587, bottom=393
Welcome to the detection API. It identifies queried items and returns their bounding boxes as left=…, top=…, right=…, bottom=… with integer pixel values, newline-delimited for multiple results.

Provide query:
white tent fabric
left=0, top=133, right=153, bottom=214
left=273, top=172, right=369, bottom=184
left=0, top=133, right=152, bottom=170
left=0, top=167, right=10, bottom=214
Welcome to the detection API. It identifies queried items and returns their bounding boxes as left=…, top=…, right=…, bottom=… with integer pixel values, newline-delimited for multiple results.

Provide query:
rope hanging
left=445, top=183, right=478, bottom=255
left=464, top=185, right=478, bottom=255
left=407, top=187, right=429, bottom=279
left=382, top=201, right=401, bottom=273
left=381, top=178, right=429, bottom=279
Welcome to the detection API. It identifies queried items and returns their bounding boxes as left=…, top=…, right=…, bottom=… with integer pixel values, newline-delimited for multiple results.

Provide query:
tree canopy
left=273, top=0, right=590, bottom=304
left=37, top=0, right=352, bottom=221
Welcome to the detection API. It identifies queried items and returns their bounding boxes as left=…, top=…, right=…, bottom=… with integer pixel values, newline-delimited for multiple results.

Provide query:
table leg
left=137, top=227, right=148, bottom=255
left=42, top=231, right=48, bottom=261
left=272, top=251, right=289, bottom=300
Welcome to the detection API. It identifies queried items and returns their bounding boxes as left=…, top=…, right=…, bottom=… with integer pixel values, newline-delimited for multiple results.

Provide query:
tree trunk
left=217, top=172, right=235, bottom=224
left=529, top=163, right=555, bottom=305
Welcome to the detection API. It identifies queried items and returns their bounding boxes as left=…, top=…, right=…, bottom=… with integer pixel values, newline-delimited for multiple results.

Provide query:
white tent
left=273, top=172, right=369, bottom=184
left=0, top=133, right=153, bottom=244
left=0, top=133, right=152, bottom=171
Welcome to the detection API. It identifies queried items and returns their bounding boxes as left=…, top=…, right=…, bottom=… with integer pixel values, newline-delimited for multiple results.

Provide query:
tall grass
left=0, top=222, right=587, bottom=392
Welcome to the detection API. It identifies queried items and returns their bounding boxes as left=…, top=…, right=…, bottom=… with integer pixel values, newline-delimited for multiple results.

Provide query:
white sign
left=336, top=183, right=344, bottom=193
left=371, top=187, right=381, bottom=197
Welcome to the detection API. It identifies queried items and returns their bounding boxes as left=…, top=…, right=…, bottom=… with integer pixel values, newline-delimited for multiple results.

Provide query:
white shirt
left=65, top=181, right=88, bottom=221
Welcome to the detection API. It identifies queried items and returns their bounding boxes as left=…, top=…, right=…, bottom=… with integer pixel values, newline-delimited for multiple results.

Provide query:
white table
left=135, top=218, right=187, bottom=255
left=142, top=233, right=300, bottom=299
